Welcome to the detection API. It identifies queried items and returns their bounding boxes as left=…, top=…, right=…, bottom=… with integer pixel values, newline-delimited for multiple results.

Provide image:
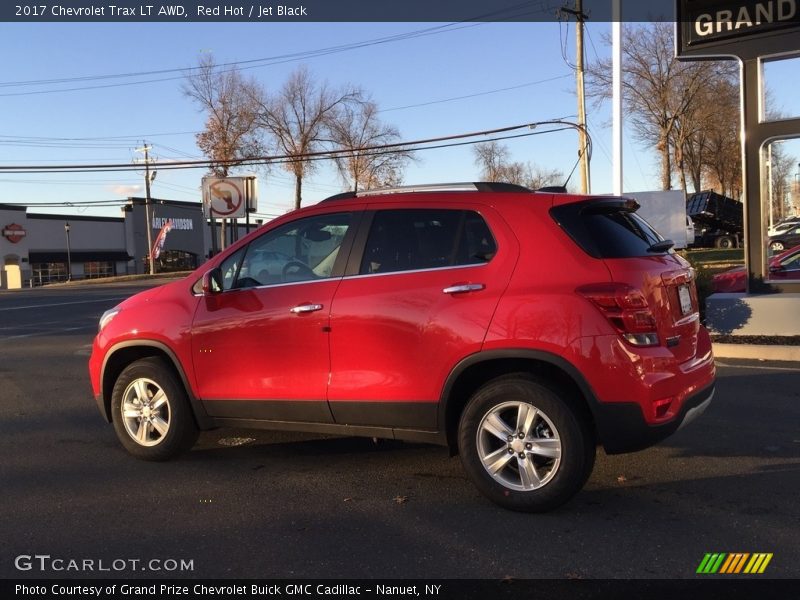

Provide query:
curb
left=713, top=343, right=800, bottom=362
left=43, top=272, right=191, bottom=287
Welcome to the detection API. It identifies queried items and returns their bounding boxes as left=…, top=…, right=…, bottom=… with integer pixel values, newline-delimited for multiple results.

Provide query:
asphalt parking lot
left=1, top=281, right=798, bottom=580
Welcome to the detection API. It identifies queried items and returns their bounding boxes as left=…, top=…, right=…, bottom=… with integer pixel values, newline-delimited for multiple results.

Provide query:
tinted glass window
left=780, top=251, right=800, bottom=271
left=218, top=248, right=246, bottom=291
left=359, top=209, right=496, bottom=275
left=551, top=201, right=668, bottom=259
left=234, top=213, right=351, bottom=288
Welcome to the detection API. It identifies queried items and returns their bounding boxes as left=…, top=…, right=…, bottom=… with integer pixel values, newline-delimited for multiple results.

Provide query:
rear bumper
left=595, top=381, right=715, bottom=454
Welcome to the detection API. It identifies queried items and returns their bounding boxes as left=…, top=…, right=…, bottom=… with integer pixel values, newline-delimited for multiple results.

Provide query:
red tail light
left=577, top=283, right=659, bottom=347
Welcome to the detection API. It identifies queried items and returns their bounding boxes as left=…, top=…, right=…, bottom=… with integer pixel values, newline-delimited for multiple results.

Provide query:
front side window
left=359, top=209, right=496, bottom=275
left=233, top=212, right=352, bottom=288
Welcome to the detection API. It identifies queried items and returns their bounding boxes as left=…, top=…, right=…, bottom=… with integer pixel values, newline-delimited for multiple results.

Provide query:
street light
left=64, top=222, right=72, bottom=282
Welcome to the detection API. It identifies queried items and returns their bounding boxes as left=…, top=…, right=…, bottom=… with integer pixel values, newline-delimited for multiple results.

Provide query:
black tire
left=715, top=236, right=734, bottom=249
left=110, top=357, right=198, bottom=461
left=458, top=374, right=595, bottom=512
left=769, top=241, right=785, bottom=252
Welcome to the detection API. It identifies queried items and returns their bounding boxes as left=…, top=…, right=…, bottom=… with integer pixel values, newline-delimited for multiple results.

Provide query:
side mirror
left=202, top=267, right=223, bottom=295
left=769, top=264, right=784, bottom=274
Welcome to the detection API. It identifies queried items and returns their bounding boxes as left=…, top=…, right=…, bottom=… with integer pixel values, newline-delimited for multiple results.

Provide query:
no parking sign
left=201, top=176, right=258, bottom=218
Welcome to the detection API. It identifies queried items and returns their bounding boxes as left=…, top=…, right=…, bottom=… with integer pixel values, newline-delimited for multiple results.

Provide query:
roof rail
left=319, top=182, right=531, bottom=203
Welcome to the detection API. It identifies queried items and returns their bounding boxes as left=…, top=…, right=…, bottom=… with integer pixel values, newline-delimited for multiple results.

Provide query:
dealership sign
left=201, top=176, right=258, bottom=219
left=677, top=0, right=800, bottom=58
left=2, top=223, right=26, bottom=243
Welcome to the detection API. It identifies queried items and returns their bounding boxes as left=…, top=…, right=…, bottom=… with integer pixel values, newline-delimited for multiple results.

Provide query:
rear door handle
left=443, top=283, right=485, bottom=294
left=290, top=303, right=324, bottom=314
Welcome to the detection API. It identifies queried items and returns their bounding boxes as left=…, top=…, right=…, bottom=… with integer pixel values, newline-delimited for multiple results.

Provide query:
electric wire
left=0, top=121, right=588, bottom=174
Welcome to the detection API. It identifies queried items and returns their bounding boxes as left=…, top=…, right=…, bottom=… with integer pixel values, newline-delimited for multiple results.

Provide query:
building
left=1, top=197, right=262, bottom=289
left=123, top=197, right=210, bottom=275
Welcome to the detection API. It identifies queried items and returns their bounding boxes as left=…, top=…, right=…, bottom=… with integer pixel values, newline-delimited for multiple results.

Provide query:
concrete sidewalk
left=713, top=343, right=800, bottom=362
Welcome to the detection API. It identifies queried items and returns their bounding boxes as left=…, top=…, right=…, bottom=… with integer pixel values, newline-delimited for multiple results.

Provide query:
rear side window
left=359, top=209, right=496, bottom=275
left=551, top=200, right=667, bottom=258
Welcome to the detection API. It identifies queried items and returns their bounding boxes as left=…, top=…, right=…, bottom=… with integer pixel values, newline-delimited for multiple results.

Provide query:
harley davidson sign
left=2, top=223, right=26, bottom=243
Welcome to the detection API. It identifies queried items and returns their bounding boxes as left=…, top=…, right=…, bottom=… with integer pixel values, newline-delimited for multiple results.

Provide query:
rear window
left=551, top=200, right=668, bottom=259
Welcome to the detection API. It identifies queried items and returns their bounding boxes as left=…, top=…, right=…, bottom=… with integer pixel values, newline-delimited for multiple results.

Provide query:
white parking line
left=0, top=318, right=95, bottom=331
left=716, top=361, right=800, bottom=372
left=0, top=326, right=90, bottom=341
left=0, top=296, right=128, bottom=312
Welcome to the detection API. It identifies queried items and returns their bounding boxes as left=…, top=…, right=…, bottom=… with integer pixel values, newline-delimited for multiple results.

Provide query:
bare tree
left=473, top=141, right=563, bottom=189
left=697, top=76, right=742, bottom=199
left=251, top=65, right=362, bottom=209
left=183, top=55, right=263, bottom=250
left=670, top=62, right=740, bottom=195
left=769, top=142, right=796, bottom=222
left=182, top=55, right=262, bottom=177
left=525, top=164, right=565, bottom=190
left=587, top=23, right=724, bottom=191
left=473, top=141, right=511, bottom=182
left=329, top=100, right=411, bottom=192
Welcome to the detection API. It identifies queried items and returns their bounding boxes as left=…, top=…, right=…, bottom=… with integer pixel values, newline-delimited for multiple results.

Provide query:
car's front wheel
left=111, top=357, right=198, bottom=461
left=458, top=374, right=595, bottom=512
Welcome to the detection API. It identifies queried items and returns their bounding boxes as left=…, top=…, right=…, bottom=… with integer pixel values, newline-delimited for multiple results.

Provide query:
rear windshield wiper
left=647, top=240, right=675, bottom=253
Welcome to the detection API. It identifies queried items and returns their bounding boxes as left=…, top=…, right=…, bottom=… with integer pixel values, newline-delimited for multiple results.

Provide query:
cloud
left=110, top=184, right=143, bottom=196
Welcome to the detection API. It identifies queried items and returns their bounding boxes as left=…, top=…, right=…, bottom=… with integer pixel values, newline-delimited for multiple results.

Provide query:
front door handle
left=443, top=283, right=485, bottom=294
left=290, top=303, right=324, bottom=314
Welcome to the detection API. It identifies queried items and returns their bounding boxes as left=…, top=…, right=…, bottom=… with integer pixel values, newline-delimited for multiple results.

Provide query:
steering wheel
left=282, top=260, right=316, bottom=281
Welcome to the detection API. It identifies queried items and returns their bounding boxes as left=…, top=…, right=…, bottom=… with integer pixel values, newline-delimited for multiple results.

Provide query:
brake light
left=577, top=283, right=659, bottom=347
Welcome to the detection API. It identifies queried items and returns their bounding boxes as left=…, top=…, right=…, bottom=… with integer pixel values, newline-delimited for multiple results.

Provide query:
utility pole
left=562, top=0, right=591, bottom=193
left=135, top=144, right=155, bottom=275
left=612, top=0, right=623, bottom=196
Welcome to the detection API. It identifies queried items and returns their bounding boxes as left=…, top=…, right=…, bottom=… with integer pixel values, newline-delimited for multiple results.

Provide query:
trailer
left=686, top=190, right=743, bottom=248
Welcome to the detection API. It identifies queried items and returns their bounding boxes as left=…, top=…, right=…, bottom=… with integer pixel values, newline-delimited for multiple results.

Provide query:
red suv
left=89, top=183, right=715, bottom=512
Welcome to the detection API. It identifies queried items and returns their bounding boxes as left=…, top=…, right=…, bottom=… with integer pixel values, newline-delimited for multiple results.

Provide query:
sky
left=0, top=17, right=796, bottom=221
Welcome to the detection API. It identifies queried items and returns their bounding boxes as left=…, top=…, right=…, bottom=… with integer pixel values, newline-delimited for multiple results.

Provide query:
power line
left=0, top=120, right=589, bottom=174
left=0, top=77, right=575, bottom=151
left=0, top=23, right=474, bottom=89
left=0, top=5, right=554, bottom=98
left=379, top=75, right=572, bottom=112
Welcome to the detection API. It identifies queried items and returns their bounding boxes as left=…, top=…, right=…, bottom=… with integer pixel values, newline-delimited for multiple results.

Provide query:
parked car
left=767, top=216, right=800, bottom=237
left=712, top=244, right=800, bottom=292
left=89, top=182, right=715, bottom=512
left=767, top=224, right=800, bottom=252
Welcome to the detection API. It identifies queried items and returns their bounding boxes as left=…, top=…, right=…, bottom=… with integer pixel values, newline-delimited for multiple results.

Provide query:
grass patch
left=683, top=248, right=743, bottom=264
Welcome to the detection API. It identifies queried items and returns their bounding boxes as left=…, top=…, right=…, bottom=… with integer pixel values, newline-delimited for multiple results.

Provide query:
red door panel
left=191, top=280, right=338, bottom=406
left=328, top=266, right=501, bottom=403
left=327, top=204, right=518, bottom=427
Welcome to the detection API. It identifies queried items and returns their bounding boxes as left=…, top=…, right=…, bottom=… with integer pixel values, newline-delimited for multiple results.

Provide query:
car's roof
left=315, top=181, right=622, bottom=211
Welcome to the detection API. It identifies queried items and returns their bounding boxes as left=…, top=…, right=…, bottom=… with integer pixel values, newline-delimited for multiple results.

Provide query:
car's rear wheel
left=458, top=374, right=595, bottom=512
left=111, top=357, right=198, bottom=461
left=715, top=236, right=735, bottom=249
left=769, top=241, right=785, bottom=252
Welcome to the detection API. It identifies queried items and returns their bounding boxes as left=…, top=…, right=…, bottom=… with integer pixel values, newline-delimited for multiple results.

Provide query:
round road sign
left=208, top=180, right=244, bottom=217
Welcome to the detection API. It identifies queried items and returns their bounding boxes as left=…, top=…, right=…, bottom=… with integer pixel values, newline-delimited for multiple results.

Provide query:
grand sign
left=677, top=0, right=800, bottom=58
